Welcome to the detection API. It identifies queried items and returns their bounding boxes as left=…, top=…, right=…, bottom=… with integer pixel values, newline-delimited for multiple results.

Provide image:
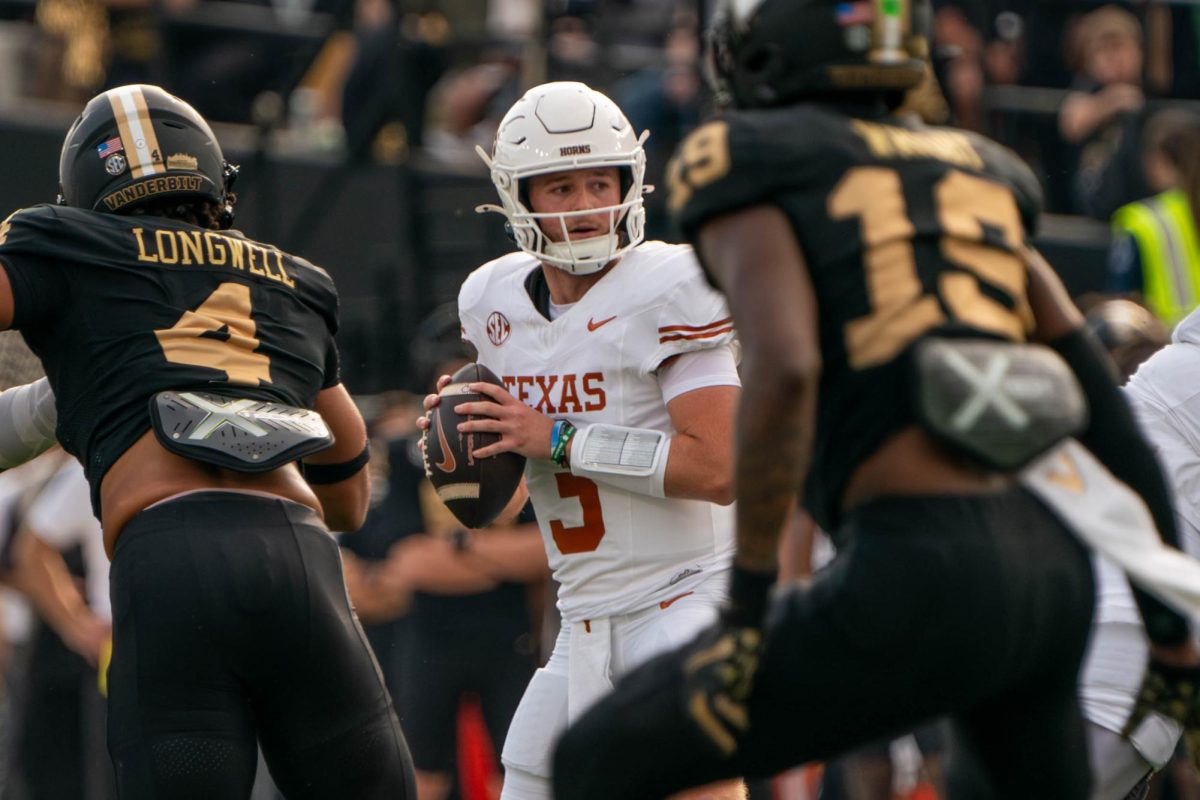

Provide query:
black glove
left=1122, top=657, right=1200, bottom=769
left=681, top=566, right=774, bottom=757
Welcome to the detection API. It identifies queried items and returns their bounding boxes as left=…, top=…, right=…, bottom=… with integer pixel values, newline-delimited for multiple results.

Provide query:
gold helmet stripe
left=106, top=86, right=163, bottom=179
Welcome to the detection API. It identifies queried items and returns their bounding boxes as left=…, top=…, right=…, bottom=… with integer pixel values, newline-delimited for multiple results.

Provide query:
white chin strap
left=543, top=233, right=622, bottom=275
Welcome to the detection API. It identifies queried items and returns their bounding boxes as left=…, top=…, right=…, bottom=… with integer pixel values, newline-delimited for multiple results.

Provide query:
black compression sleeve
left=302, top=442, right=370, bottom=485
left=1050, top=326, right=1190, bottom=646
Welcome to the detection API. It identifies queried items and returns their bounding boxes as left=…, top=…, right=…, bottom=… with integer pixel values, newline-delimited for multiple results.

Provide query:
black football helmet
left=708, top=0, right=929, bottom=109
left=1084, top=298, right=1169, bottom=381
left=58, top=84, right=238, bottom=228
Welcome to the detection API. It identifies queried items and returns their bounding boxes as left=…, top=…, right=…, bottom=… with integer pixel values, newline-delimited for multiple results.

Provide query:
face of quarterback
left=526, top=167, right=622, bottom=244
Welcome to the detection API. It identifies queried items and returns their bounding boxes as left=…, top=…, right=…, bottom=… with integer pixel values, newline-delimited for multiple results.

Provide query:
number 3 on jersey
left=154, top=282, right=272, bottom=385
left=550, top=473, right=606, bottom=554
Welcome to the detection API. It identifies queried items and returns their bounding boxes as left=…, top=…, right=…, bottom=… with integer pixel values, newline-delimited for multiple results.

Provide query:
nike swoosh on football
left=587, top=315, right=617, bottom=331
left=435, top=414, right=457, bottom=473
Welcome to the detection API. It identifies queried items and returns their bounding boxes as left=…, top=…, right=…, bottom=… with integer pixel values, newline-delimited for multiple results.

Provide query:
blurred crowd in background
left=5, top=1, right=1200, bottom=799
left=1, top=0, right=1200, bottom=210
left=5, top=0, right=1200, bottom=319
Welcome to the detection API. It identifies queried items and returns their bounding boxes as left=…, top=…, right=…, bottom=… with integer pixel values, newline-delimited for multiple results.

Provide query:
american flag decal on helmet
left=96, top=136, right=124, bottom=158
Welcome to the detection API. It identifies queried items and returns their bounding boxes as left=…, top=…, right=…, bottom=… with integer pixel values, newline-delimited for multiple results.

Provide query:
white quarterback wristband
left=0, top=377, right=57, bottom=469
left=568, top=423, right=670, bottom=499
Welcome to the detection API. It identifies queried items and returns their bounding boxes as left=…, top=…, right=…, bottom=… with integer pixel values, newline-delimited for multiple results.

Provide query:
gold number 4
left=154, top=282, right=272, bottom=385
left=830, top=166, right=1033, bottom=369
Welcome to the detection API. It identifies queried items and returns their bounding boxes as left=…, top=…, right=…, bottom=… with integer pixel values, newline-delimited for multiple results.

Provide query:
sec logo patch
left=487, top=311, right=511, bottom=346
left=104, top=154, right=128, bottom=176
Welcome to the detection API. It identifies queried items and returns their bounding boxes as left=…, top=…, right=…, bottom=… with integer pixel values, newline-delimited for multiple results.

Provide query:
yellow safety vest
left=1112, top=189, right=1200, bottom=327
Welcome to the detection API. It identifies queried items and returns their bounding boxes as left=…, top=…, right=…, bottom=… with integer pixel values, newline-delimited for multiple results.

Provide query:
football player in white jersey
left=1081, top=304, right=1200, bottom=800
left=418, top=81, right=743, bottom=800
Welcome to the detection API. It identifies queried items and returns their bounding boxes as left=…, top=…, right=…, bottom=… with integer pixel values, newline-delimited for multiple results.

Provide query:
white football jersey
left=460, top=242, right=737, bottom=622
left=1080, top=554, right=1181, bottom=768
left=1084, top=314, right=1200, bottom=766
left=1125, top=306, right=1200, bottom=559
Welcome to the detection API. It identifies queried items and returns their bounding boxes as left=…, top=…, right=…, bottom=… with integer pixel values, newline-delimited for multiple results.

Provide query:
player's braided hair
left=125, top=193, right=238, bottom=231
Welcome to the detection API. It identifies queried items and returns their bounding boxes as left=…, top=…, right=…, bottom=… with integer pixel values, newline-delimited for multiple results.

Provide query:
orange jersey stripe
left=657, top=317, right=734, bottom=334
left=659, top=325, right=735, bottom=343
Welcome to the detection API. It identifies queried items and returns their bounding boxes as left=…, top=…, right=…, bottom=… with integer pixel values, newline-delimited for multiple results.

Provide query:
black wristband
left=302, top=442, right=370, bottom=485
left=725, top=564, right=777, bottom=628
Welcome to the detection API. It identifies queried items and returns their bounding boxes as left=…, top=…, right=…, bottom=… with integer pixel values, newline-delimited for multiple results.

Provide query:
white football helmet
left=476, top=81, right=650, bottom=275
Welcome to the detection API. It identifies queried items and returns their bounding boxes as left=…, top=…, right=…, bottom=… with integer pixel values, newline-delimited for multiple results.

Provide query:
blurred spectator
left=613, top=22, right=699, bottom=150
left=102, top=0, right=160, bottom=89
left=6, top=453, right=114, bottom=800
left=31, top=0, right=109, bottom=100
left=1061, top=6, right=1147, bottom=216
left=159, top=0, right=349, bottom=124
left=0, top=453, right=62, bottom=800
left=932, top=4, right=986, bottom=131
left=1109, top=109, right=1200, bottom=326
left=486, top=0, right=539, bottom=44
left=341, top=5, right=450, bottom=160
left=422, top=56, right=519, bottom=170
left=340, top=304, right=547, bottom=800
left=12, top=457, right=109, bottom=670
left=337, top=396, right=429, bottom=702
left=613, top=20, right=702, bottom=241
left=544, top=15, right=597, bottom=85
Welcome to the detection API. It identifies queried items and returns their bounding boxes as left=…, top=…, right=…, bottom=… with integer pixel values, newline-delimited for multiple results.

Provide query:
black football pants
left=106, top=492, right=416, bottom=799
left=554, top=487, right=1097, bottom=799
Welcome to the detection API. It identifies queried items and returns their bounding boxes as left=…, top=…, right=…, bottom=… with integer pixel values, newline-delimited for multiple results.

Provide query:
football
left=422, top=362, right=526, bottom=528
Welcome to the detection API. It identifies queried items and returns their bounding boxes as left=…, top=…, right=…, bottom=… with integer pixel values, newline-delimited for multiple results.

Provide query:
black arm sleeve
left=1050, top=326, right=1191, bottom=646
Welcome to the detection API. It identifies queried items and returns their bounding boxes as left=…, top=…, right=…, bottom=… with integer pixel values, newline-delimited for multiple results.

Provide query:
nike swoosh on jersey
left=588, top=315, right=617, bottom=331
left=659, top=591, right=695, bottom=610
left=435, top=414, right=457, bottom=473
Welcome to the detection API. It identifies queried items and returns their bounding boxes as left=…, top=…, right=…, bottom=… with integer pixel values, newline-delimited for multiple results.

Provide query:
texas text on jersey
left=668, top=104, right=1044, bottom=532
left=459, top=240, right=737, bottom=623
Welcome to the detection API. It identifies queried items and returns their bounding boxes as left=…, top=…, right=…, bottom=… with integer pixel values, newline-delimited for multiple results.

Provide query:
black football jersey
left=0, top=205, right=341, bottom=508
left=669, top=105, right=1044, bottom=530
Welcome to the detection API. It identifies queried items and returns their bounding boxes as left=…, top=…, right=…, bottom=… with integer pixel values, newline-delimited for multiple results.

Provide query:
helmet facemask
left=476, top=82, right=650, bottom=276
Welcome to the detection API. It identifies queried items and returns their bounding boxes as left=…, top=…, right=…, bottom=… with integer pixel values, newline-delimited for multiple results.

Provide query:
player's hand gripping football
left=451, top=381, right=555, bottom=461
left=681, top=566, right=774, bottom=758
left=416, top=373, right=454, bottom=448
left=1123, top=642, right=1200, bottom=770
left=417, top=374, right=555, bottom=461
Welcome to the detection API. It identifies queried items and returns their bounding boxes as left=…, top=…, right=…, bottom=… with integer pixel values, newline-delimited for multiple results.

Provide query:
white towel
left=567, top=618, right=614, bottom=723
left=1020, top=438, right=1200, bottom=624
